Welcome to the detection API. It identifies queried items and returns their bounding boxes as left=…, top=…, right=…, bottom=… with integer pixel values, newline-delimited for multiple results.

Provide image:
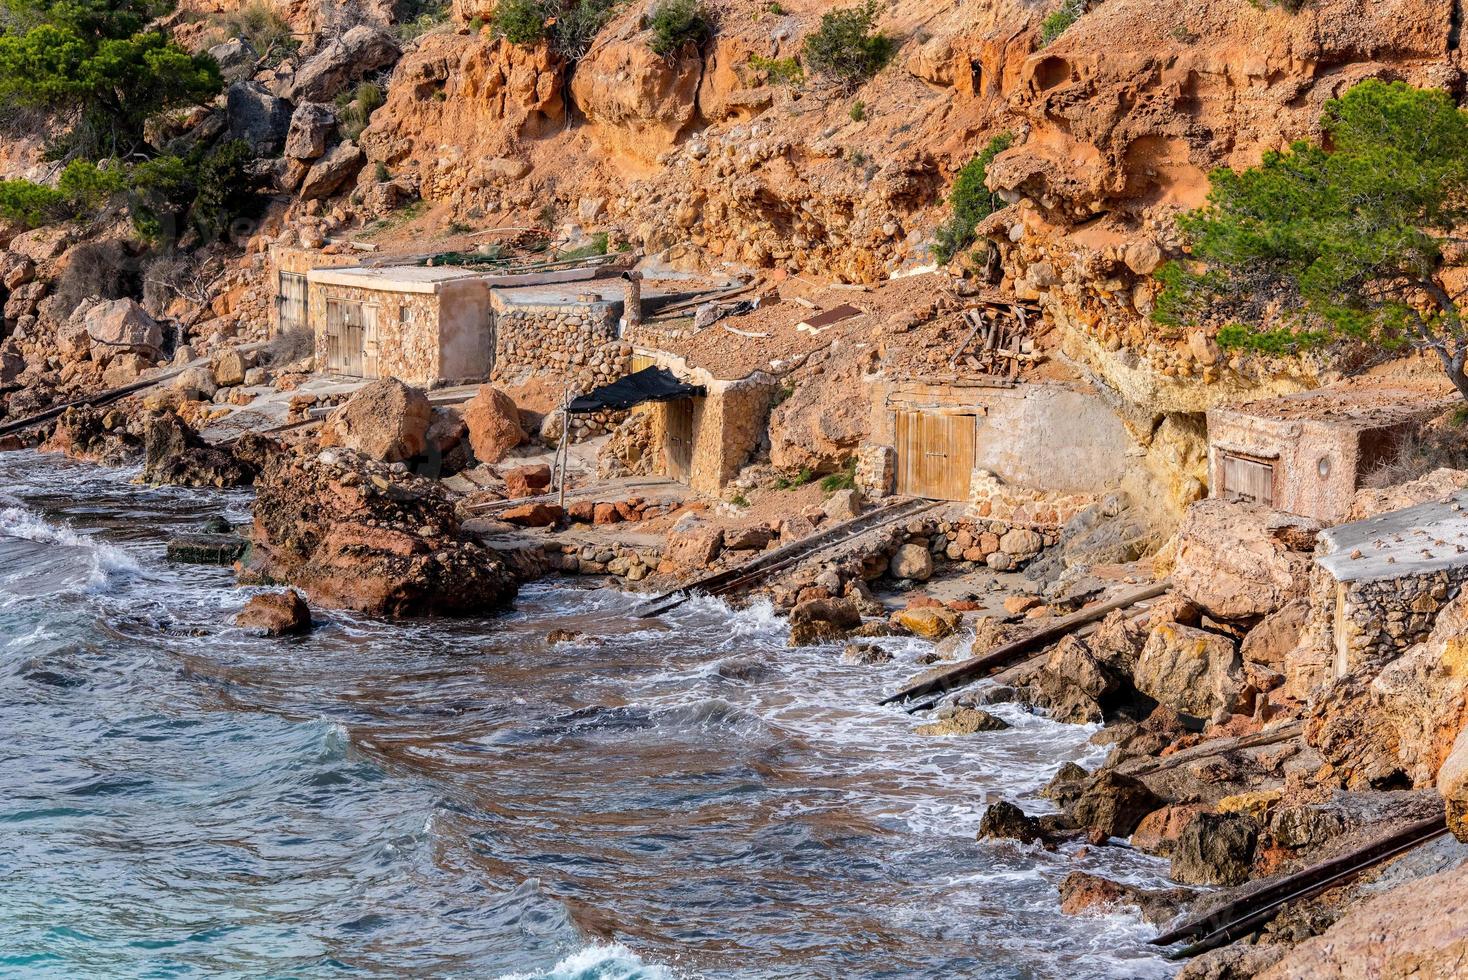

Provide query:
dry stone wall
left=491, top=300, right=628, bottom=388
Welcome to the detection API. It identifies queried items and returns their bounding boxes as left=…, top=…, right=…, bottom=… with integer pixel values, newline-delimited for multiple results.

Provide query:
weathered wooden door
left=277, top=272, right=307, bottom=334
left=325, top=299, right=367, bottom=376
left=1221, top=453, right=1275, bottom=507
left=895, top=411, right=977, bottom=501
left=361, top=304, right=380, bottom=379
left=665, top=397, right=695, bottom=482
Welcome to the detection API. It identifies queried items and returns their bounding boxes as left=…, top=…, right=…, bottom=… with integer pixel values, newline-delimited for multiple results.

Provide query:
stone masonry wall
left=1333, top=566, right=1468, bottom=676
left=309, top=281, right=442, bottom=384
left=490, top=300, right=628, bottom=388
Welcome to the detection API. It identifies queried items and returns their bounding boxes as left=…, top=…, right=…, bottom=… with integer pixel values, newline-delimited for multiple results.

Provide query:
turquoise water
left=0, top=451, right=1176, bottom=978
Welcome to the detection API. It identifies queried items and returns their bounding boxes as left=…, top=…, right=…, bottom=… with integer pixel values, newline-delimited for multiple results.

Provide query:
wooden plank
left=879, top=581, right=1171, bottom=707
left=1121, top=720, right=1304, bottom=777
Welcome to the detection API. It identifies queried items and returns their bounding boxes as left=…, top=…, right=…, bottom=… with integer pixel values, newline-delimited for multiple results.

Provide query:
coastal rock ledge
left=239, top=442, right=517, bottom=617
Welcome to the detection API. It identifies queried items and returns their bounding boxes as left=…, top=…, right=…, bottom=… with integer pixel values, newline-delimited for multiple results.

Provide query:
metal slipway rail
left=632, top=497, right=941, bottom=618
left=1151, top=813, right=1449, bottom=958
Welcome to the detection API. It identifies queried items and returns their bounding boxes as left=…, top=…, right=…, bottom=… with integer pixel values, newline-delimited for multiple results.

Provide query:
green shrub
left=801, top=1, right=893, bottom=91
left=748, top=54, right=803, bottom=85
left=57, top=160, right=127, bottom=211
left=492, top=0, right=549, bottom=44
left=932, top=132, right=1014, bottom=264
left=849, top=100, right=866, bottom=121
left=773, top=466, right=813, bottom=490
left=0, top=180, right=68, bottom=228
left=1039, top=0, right=1083, bottom=46
left=394, top=0, right=450, bottom=40
left=215, top=0, right=298, bottom=63
left=336, top=81, right=385, bottom=140
left=558, top=231, right=609, bottom=260
left=820, top=459, right=857, bottom=493
left=647, top=0, right=712, bottom=57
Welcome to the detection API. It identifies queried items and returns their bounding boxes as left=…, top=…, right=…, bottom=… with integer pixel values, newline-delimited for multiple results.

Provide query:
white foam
left=494, top=942, right=686, bottom=980
left=0, top=501, right=142, bottom=593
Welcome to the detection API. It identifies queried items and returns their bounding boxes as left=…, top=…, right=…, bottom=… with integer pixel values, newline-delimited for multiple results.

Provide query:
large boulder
left=893, top=605, right=962, bottom=639
left=84, top=298, right=163, bottom=364
left=461, top=385, right=525, bottom=463
left=319, top=378, right=432, bottom=463
left=1135, top=622, right=1244, bottom=719
left=226, top=81, right=292, bottom=155
left=209, top=37, right=258, bottom=84
left=567, top=36, right=701, bottom=165
left=1168, top=499, right=1310, bottom=620
left=298, top=140, right=365, bottom=200
left=1171, top=812, right=1258, bottom=885
left=240, top=443, right=518, bottom=616
left=666, top=523, right=724, bottom=570
left=284, top=102, right=337, bottom=160
left=284, top=25, right=401, bottom=102
left=1068, top=771, right=1162, bottom=839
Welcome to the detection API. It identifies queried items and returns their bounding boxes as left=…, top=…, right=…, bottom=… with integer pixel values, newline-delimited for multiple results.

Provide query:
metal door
left=1221, top=453, right=1275, bottom=507
left=895, top=410, right=977, bottom=501
left=665, top=398, right=695, bottom=482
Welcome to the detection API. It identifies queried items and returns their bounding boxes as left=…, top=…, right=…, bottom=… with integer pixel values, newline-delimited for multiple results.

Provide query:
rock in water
left=142, top=411, right=256, bottom=488
left=1069, top=771, right=1162, bottom=839
left=788, top=597, right=861, bottom=646
left=978, top=800, right=1046, bottom=845
left=319, top=378, right=432, bottom=463
left=239, top=441, right=518, bottom=617
left=893, top=606, right=961, bottom=639
left=166, top=533, right=248, bottom=565
left=916, top=706, right=1010, bottom=736
left=236, top=590, right=313, bottom=636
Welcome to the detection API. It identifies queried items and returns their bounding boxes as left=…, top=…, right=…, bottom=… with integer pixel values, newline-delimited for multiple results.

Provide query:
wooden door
left=1221, top=453, right=1275, bottom=507
left=324, top=299, right=367, bottom=377
left=277, top=272, right=307, bottom=334
left=361, top=304, right=380, bottom=379
left=665, top=398, right=695, bottom=482
left=895, top=411, right=977, bottom=501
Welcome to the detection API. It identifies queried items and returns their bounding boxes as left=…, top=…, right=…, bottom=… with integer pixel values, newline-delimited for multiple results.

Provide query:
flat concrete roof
left=1212, top=384, right=1454, bottom=431
left=308, top=265, right=487, bottom=293
left=1317, top=489, right=1468, bottom=583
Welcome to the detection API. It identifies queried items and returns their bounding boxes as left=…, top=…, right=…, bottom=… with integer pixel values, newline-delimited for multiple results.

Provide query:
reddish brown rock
left=319, top=378, right=432, bottom=463
left=236, top=590, right=312, bottom=636
left=239, top=443, right=517, bottom=617
left=567, top=500, right=595, bottom=523
left=592, top=501, right=623, bottom=525
left=461, top=385, right=526, bottom=464
left=504, top=464, right=552, bottom=498
left=501, top=503, right=562, bottom=527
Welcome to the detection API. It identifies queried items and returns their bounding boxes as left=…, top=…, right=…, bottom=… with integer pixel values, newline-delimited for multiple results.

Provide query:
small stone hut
left=630, top=349, right=776, bottom=493
left=858, top=378, right=1131, bottom=518
left=1206, top=385, right=1452, bottom=523
left=306, top=265, right=497, bottom=385
left=1315, top=490, right=1468, bottom=677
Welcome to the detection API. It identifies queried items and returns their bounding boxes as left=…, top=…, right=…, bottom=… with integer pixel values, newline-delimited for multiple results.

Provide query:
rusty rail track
left=633, top=497, right=940, bottom=619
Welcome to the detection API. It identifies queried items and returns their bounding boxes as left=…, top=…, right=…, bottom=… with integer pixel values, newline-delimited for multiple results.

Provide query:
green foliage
left=747, top=54, right=802, bottom=85
left=771, top=380, right=795, bottom=406
left=728, top=491, right=750, bottom=507
left=558, top=231, right=609, bottom=260
left=849, top=99, right=865, bottom=122
left=932, top=132, right=1014, bottom=264
left=492, top=0, right=548, bottom=44
left=394, top=0, right=449, bottom=40
left=647, top=0, right=711, bottom=57
left=214, top=0, right=297, bottom=63
left=56, top=158, right=126, bottom=210
left=494, top=0, right=621, bottom=59
left=766, top=2, right=784, bottom=14
left=1154, top=80, right=1468, bottom=398
left=0, top=179, right=67, bottom=227
left=0, top=0, right=221, bottom=159
left=801, top=0, right=892, bottom=91
left=1039, top=0, right=1083, bottom=46
left=820, top=459, right=856, bottom=493
left=773, top=466, right=813, bottom=490
left=336, top=81, right=384, bottom=140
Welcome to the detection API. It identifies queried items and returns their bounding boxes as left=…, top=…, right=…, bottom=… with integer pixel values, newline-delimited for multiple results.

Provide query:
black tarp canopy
left=567, top=366, right=705, bottom=414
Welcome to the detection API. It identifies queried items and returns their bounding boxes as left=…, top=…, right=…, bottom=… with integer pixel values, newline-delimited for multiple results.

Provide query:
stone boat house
left=856, top=378, right=1131, bottom=524
left=1206, top=385, right=1452, bottom=523
left=268, top=247, right=636, bottom=388
left=1314, top=490, right=1468, bottom=678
